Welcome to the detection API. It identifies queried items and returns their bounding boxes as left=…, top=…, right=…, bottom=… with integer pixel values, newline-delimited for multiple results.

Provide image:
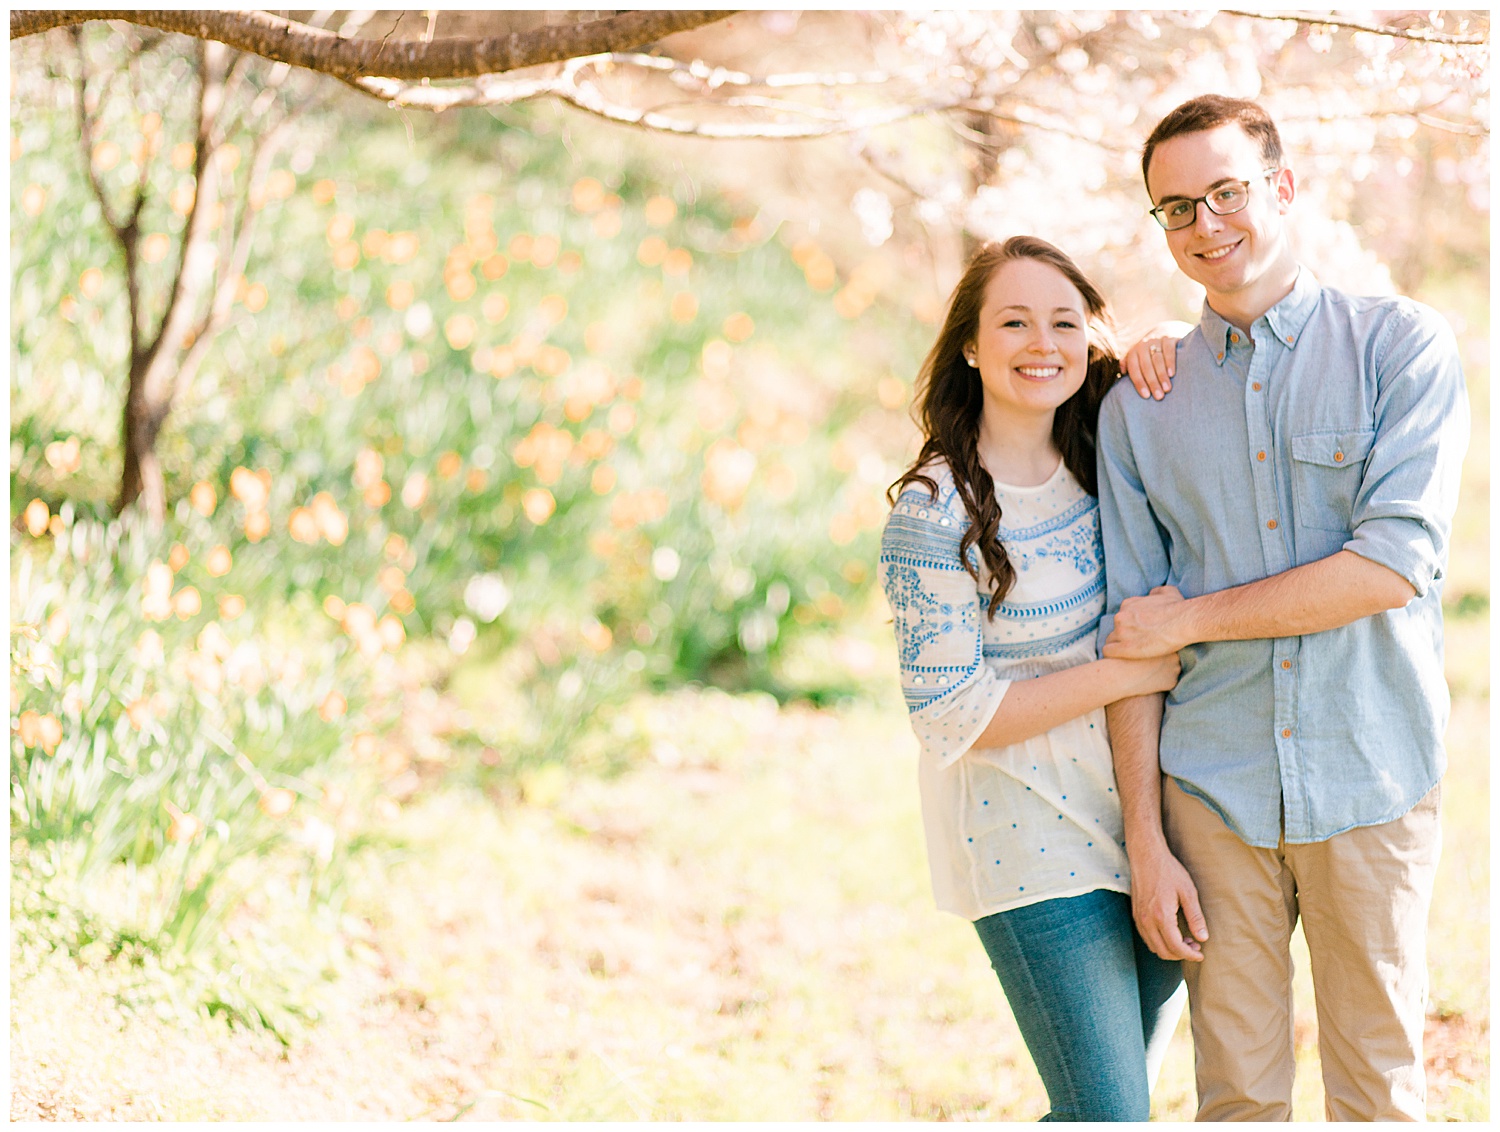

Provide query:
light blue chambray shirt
left=1096, top=268, right=1469, bottom=847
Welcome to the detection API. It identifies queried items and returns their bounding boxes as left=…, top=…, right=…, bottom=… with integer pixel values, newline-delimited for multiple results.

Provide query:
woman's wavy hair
left=887, top=236, right=1120, bottom=618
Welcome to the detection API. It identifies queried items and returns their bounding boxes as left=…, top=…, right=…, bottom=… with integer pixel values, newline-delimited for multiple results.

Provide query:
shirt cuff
left=912, top=668, right=1012, bottom=770
left=1344, top=517, right=1442, bottom=598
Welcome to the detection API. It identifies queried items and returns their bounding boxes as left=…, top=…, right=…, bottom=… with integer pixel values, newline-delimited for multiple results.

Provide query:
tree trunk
left=118, top=359, right=169, bottom=523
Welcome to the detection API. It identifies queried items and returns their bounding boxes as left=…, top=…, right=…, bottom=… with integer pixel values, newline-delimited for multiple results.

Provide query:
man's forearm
left=1106, top=692, right=1168, bottom=852
left=1106, top=549, right=1417, bottom=658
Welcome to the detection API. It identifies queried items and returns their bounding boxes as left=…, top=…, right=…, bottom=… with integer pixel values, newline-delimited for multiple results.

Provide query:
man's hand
left=1129, top=842, right=1209, bottom=962
left=1103, top=585, right=1190, bottom=658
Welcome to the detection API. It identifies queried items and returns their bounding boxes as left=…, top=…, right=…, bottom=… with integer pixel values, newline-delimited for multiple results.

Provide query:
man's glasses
left=1149, top=170, right=1280, bottom=231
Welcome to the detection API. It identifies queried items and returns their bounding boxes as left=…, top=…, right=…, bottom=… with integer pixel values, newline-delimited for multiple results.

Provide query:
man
left=1094, top=94, right=1469, bottom=1121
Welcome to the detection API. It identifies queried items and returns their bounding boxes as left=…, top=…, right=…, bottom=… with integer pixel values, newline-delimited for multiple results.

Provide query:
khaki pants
left=1161, top=776, right=1441, bottom=1121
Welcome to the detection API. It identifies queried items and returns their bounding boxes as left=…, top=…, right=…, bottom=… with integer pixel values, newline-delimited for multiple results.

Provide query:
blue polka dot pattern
left=880, top=457, right=1132, bottom=920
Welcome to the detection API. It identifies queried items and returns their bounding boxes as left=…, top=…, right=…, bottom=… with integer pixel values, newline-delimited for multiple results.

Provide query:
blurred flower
left=185, top=649, right=223, bottom=694
left=377, top=565, right=406, bottom=596
left=377, top=615, right=406, bottom=651
left=319, top=691, right=347, bottom=721
left=353, top=449, right=384, bottom=490
left=702, top=438, right=756, bottom=510
left=637, top=236, right=668, bottom=266
left=572, top=176, right=606, bottom=212
left=278, top=506, right=323, bottom=551
left=168, top=542, right=190, bottom=572
left=323, top=595, right=346, bottom=620
left=23, top=499, right=49, bottom=537
left=404, top=302, right=434, bottom=338
left=463, top=574, right=511, bottom=622
left=164, top=801, right=203, bottom=843
left=645, top=196, right=678, bottom=227
left=259, top=787, right=296, bottom=818
left=142, top=233, right=170, bottom=263
left=652, top=546, right=681, bottom=582
left=386, top=280, right=415, bottom=310
left=244, top=510, right=270, bottom=541
left=44, top=610, right=69, bottom=643
left=17, top=710, right=62, bottom=755
left=444, top=314, right=476, bottom=349
left=44, top=436, right=82, bottom=474
left=136, top=629, right=165, bottom=666
left=310, top=492, right=348, bottom=544
left=205, top=545, right=232, bottom=576
left=229, top=466, right=270, bottom=510
left=448, top=616, right=477, bottom=656
left=591, top=465, right=617, bottom=494
left=351, top=731, right=378, bottom=760
left=670, top=292, right=698, bottom=323
left=142, top=562, right=174, bottom=620
left=401, top=472, right=430, bottom=510
left=291, top=816, right=337, bottom=864
left=481, top=293, right=509, bottom=323
left=125, top=698, right=153, bottom=731
left=22, top=184, right=47, bottom=216
left=664, top=248, right=693, bottom=276
left=218, top=594, right=246, bottom=620
left=190, top=480, right=217, bottom=516
left=532, top=234, right=560, bottom=268
left=172, top=586, right=202, bottom=619
left=581, top=619, right=613, bottom=652
left=342, top=602, right=377, bottom=637
left=197, top=621, right=232, bottom=661
left=522, top=488, right=556, bottom=525
left=436, top=451, right=463, bottom=479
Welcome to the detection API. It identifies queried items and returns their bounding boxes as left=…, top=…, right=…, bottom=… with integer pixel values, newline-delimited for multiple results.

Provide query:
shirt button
left=1286, top=335, right=1294, bottom=344
left=1231, top=333, right=1240, bottom=343
left=1217, top=352, right=1225, bottom=361
left=1267, top=519, right=1278, bottom=530
left=1257, top=451, right=1267, bottom=461
left=1281, top=660, right=1292, bottom=670
left=1281, top=728, right=1292, bottom=738
left=1252, top=382, right=1262, bottom=391
left=1334, top=451, right=1345, bottom=462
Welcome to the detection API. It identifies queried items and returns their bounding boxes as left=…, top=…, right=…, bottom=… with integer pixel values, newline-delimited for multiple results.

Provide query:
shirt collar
left=1197, top=266, right=1321, bottom=366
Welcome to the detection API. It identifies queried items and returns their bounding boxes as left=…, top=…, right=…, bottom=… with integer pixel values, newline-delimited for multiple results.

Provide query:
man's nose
left=1192, top=199, right=1225, bottom=233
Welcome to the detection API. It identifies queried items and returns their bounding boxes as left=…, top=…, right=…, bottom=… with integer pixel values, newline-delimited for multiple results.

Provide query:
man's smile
left=1195, top=239, right=1242, bottom=262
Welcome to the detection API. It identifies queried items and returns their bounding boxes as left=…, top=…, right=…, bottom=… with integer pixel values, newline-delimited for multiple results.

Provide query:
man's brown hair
left=1141, top=94, right=1284, bottom=191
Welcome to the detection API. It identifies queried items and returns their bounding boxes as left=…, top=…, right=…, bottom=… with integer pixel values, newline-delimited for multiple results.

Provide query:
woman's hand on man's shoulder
left=1120, top=320, right=1195, bottom=401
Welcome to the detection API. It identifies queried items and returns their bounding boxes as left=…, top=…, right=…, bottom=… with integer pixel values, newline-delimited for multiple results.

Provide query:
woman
left=879, top=237, right=1186, bottom=1121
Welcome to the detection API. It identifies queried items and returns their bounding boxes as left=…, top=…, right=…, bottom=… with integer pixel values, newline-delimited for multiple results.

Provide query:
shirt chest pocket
left=1290, top=428, right=1374, bottom=532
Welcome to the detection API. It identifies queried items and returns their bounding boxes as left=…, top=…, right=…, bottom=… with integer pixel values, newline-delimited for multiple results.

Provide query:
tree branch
left=1220, top=9, right=1487, bottom=46
left=11, top=10, right=742, bottom=80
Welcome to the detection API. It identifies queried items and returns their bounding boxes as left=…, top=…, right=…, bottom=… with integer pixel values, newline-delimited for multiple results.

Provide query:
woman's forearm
left=971, top=658, right=1157, bottom=750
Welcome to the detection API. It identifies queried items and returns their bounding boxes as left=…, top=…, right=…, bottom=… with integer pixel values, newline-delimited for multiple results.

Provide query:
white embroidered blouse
left=879, top=458, right=1131, bottom=921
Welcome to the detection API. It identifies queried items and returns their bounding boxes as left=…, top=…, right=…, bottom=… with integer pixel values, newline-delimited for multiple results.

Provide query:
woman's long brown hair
left=888, top=236, right=1120, bottom=619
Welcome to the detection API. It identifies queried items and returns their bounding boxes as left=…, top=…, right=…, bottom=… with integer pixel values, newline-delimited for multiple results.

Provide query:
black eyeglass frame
left=1148, top=168, right=1282, bottom=231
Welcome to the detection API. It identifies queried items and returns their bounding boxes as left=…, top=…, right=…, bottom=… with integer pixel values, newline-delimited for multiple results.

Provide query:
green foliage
left=10, top=38, right=926, bottom=1033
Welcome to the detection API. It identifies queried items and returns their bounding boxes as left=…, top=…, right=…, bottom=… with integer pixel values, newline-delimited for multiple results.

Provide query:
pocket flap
left=1291, top=428, right=1374, bottom=469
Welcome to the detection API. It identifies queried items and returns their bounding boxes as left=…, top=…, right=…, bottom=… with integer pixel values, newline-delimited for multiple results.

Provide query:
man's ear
left=1275, top=167, right=1296, bottom=212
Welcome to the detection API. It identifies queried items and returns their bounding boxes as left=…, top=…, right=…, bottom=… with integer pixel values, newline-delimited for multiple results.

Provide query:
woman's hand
left=1107, top=651, right=1181, bottom=698
left=1121, top=321, right=1194, bottom=401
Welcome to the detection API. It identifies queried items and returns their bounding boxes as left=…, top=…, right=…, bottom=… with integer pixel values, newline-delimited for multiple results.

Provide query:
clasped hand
left=1103, top=585, right=1188, bottom=659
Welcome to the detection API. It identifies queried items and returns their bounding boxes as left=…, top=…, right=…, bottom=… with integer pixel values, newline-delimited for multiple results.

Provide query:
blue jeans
left=974, top=889, right=1186, bottom=1121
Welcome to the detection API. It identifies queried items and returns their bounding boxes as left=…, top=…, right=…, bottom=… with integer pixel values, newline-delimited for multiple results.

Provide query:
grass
left=11, top=641, right=1488, bottom=1118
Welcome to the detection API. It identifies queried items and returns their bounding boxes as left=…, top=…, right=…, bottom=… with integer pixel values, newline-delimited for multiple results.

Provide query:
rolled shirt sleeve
left=1342, top=304, right=1470, bottom=598
left=880, top=481, right=1009, bottom=768
left=1095, top=389, right=1173, bottom=649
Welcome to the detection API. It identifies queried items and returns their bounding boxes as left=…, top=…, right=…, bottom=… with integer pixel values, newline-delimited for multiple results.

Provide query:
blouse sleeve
left=879, top=481, right=1011, bottom=769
